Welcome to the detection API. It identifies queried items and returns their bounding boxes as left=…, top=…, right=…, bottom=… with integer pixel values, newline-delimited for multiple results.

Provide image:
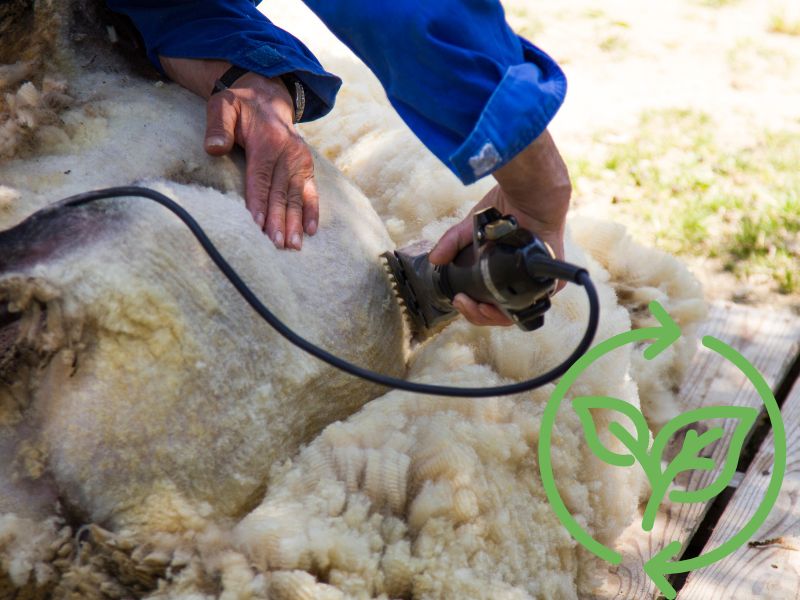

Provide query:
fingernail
left=255, top=212, right=265, bottom=228
left=290, top=232, right=302, bottom=249
left=273, top=231, right=284, bottom=248
left=307, top=219, right=317, bottom=235
left=206, top=135, right=227, bottom=148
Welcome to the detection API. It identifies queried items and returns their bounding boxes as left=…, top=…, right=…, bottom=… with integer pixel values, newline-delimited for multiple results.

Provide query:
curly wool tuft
left=0, top=1, right=74, bottom=160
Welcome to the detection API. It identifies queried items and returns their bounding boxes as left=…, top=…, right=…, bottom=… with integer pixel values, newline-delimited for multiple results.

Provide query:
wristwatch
left=279, top=72, right=306, bottom=124
left=211, top=65, right=306, bottom=123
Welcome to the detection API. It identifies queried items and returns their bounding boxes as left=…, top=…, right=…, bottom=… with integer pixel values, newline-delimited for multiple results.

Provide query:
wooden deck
left=593, top=302, right=800, bottom=600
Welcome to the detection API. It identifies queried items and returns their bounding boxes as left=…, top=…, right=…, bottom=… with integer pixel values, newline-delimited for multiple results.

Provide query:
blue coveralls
left=106, top=0, right=567, bottom=184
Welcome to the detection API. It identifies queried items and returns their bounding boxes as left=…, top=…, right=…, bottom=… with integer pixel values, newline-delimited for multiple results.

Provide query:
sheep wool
left=0, top=1, right=707, bottom=598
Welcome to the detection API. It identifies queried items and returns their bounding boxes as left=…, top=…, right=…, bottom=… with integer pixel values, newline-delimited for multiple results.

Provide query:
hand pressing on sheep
left=160, top=57, right=318, bottom=250
left=429, top=130, right=571, bottom=327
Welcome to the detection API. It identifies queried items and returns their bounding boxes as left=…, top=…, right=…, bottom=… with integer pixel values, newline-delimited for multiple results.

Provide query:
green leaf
left=572, top=396, right=651, bottom=468
left=652, top=406, right=759, bottom=505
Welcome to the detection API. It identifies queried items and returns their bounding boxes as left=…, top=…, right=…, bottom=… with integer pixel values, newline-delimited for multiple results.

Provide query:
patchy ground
left=508, top=0, right=800, bottom=311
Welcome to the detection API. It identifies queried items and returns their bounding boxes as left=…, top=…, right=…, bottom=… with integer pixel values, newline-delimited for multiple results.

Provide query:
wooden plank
left=591, top=302, right=800, bottom=599
left=678, top=376, right=800, bottom=599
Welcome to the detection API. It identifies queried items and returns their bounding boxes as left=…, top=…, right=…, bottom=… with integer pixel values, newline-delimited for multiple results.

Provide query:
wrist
left=159, top=56, right=232, bottom=100
left=505, top=181, right=570, bottom=229
left=230, top=72, right=295, bottom=124
left=493, top=129, right=571, bottom=229
left=494, top=131, right=571, bottom=193
left=160, top=56, right=295, bottom=125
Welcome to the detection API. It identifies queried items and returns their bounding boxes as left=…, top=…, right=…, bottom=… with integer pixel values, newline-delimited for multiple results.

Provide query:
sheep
left=0, top=1, right=707, bottom=597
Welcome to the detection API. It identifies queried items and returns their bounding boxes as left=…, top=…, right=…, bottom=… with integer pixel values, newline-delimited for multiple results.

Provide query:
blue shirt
left=106, top=0, right=566, bottom=184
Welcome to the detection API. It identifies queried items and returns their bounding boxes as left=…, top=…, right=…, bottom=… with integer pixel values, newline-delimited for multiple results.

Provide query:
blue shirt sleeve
left=105, top=0, right=342, bottom=122
left=302, top=0, right=567, bottom=184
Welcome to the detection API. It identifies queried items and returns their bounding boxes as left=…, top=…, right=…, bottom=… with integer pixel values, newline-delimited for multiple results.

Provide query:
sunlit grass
left=598, top=33, right=628, bottom=53
left=569, top=109, right=800, bottom=294
left=505, top=5, right=544, bottom=39
left=727, top=37, right=796, bottom=81
left=695, top=0, right=740, bottom=7
left=768, top=12, right=800, bottom=36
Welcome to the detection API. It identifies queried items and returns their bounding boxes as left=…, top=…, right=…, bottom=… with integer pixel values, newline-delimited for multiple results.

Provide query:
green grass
left=598, top=33, right=628, bottom=53
left=727, top=37, right=796, bottom=80
left=768, top=13, right=800, bottom=36
left=582, top=8, right=607, bottom=19
left=580, top=10, right=631, bottom=54
left=506, top=5, right=544, bottom=38
left=569, top=109, right=800, bottom=294
left=695, top=0, right=740, bottom=7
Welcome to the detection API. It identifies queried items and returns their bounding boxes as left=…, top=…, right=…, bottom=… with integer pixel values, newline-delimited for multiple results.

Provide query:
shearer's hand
left=160, top=57, right=317, bottom=250
left=428, top=129, right=571, bottom=327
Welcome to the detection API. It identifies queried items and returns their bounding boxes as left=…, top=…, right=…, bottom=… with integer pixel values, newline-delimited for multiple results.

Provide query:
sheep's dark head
left=0, top=281, right=71, bottom=426
left=0, top=301, right=22, bottom=380
left=0, top=201, right=115, bottom=424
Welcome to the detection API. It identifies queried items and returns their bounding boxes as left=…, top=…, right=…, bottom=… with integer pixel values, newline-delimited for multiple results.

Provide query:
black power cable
left=62, top=186, right=599, bottom=398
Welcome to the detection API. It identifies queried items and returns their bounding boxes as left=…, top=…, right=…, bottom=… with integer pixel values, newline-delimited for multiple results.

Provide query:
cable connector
left=522, top=250, right=589, bottom=284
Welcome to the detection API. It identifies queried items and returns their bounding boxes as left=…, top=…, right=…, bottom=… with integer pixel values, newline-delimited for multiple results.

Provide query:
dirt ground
left=508, top=0, right=800, bottom=313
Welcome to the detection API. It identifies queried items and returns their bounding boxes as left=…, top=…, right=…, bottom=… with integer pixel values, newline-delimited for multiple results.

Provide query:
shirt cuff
left=447, top=39, right=567, bottom=185
left=107, top=0, right=341, bottom=122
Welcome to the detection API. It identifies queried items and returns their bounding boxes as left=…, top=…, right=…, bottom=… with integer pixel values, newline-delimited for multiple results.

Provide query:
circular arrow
left=538, top=301, right=786, bottom=600
left=642, top=335, right=786, bottom=598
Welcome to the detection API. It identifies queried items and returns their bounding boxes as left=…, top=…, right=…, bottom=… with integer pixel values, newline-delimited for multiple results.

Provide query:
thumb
left=204, top=92, right=237, bottom=155
left=429, top=216, right=474, bottom=265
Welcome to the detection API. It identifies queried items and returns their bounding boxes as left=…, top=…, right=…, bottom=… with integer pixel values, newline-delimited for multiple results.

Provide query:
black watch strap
left=211, top=65, right=250, bottom=96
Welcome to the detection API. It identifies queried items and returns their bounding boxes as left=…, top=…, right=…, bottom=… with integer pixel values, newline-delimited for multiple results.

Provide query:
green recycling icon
left=538, top=300, right=786, bottom=599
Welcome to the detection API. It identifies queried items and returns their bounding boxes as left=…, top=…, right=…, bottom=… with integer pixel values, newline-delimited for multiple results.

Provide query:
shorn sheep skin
left=0, top=1, right=707, bottom=598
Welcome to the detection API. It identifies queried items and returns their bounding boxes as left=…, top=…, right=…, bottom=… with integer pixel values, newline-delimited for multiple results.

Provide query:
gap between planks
left=590, top=302, right=800, bottom=600
left=677, top=368, right=800, bottom=599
